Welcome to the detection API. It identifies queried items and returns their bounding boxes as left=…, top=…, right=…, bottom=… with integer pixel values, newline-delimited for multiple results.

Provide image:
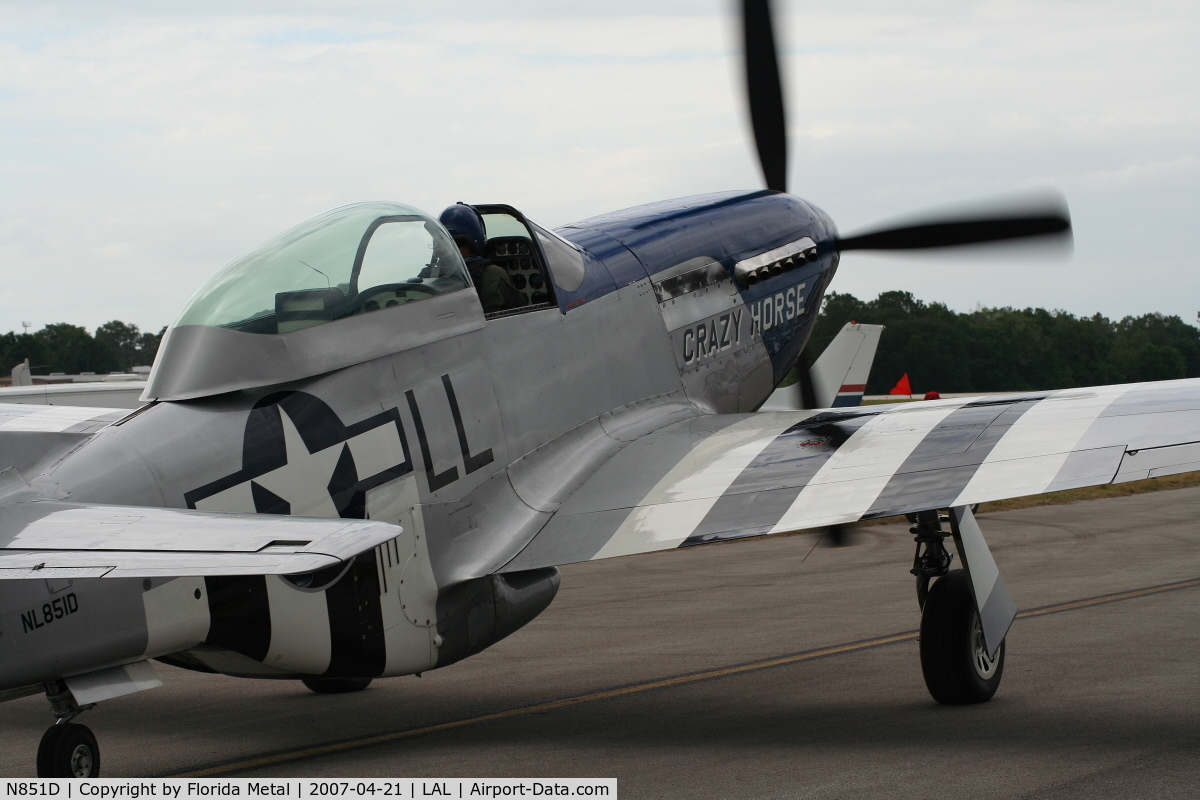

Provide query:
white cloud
left=0, top=0, right=1197, bottom=333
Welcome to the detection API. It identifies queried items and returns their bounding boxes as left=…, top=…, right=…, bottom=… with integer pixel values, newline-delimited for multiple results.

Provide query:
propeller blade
left=835, top=208, right=1071, bottom=252
left=797, top=362, right=817, bottom=410
left=741, top=0, right=788, bottom=193
left=822, top=524, right=852, bottom=547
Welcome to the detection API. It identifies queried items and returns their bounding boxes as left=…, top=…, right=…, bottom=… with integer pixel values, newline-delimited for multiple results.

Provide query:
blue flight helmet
left=439, top=203, right=487, bottom=257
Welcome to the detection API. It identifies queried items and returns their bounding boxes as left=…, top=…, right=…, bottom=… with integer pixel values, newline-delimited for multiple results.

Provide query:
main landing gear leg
left=36, top=682, right=100, bottom=778
left=909, top=507, right=1017, bottom=705
left=909, top=509, right=954, bottom=609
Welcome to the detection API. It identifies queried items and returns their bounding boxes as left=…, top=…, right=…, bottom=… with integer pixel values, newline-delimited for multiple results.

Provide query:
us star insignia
left=185, top=391, right=413, bottom=519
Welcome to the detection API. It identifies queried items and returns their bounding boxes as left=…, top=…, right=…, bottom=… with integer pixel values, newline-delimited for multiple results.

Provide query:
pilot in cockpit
left=439, top=204, right=523, bottom=314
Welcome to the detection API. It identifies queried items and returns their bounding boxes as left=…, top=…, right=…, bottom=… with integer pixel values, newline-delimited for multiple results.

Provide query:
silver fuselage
left=0, top=190, right=836, bottom=689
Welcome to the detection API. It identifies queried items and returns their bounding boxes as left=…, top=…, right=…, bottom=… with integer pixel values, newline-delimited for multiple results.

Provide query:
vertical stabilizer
left=11, top=359, right=32, bottom=387
left=759, top=322, right=884, bottom=410
left=810, top=322, right=883, bottom=407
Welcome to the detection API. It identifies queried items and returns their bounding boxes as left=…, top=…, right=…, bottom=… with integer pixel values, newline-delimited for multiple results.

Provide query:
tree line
left=1, top=322, right=164, bottom=376
left=806, top=291, right=1200, bottom=394
left=6, top=294, right=1199, bottom=393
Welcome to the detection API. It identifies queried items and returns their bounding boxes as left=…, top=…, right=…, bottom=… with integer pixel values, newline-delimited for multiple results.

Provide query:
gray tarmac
left=3, top=486, right=1200, bottom=798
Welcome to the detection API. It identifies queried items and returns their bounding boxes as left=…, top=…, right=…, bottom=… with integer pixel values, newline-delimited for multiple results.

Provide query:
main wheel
left=920, top=569, right=1005, bottom=704
left=301, top=677, right=372, bottom=694
left=36, top=723, right=100, bottom=778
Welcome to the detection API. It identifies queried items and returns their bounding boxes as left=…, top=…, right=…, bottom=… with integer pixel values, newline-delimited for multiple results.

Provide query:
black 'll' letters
left=405, top=390, right=459, bottom=492
left=442, top=374, right=494, bottom=475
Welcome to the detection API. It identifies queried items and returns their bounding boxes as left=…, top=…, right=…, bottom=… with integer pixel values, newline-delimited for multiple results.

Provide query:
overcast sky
left=2, top=0, right=1198, bottom=334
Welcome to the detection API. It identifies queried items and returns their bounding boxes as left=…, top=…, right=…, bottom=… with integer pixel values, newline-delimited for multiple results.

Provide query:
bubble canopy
left=174, top=202, right=470, bottom=335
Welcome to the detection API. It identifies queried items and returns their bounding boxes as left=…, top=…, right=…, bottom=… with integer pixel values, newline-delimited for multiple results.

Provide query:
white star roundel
left=185, top=391, right=413, bottom=519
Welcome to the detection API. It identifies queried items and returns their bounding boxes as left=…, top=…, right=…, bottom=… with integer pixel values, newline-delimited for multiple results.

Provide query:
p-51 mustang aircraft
left=3, top=0, right=1199, bottom=778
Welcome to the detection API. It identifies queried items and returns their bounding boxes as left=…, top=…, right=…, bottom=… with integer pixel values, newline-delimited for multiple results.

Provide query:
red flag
left=889, top=373, right=912, bottom=396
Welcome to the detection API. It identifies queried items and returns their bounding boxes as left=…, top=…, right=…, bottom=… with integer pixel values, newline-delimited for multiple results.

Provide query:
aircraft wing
left=0, top=403, right=133, bottom=479
left=0, top=498, right=401, bottom=578
left=0, top=402, right=127, bottom=433
left=505, top=378, right=1200, bottom=569
left=0, top=383, right=147, bottom=410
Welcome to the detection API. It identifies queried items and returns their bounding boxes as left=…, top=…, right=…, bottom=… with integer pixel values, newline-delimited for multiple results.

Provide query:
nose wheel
left=37, top=722, right=100, bottom=778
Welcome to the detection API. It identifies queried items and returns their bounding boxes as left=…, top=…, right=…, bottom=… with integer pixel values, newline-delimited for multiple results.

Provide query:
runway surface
left=3, top=486, right=1200, bottom=798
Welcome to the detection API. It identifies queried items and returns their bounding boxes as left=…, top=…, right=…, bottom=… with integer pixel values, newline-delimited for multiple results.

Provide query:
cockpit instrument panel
left=487, top=236, right=552, bottom=307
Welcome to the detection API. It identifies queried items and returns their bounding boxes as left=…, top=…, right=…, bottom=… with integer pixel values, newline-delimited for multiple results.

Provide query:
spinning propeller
left=740, top=0, right=1072, bottom=251
left=739, top=1, right=1070, bottom=549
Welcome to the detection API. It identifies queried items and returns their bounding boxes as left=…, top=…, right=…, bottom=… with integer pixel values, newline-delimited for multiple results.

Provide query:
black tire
left=301, top=677, right=372, bottom=694
left=920, top=569, right=1005, bottom=704
left=36, top=723, right=100, bottom=778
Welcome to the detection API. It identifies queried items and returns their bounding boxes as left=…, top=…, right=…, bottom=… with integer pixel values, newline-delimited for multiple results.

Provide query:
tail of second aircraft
left=759, top=322, right=884, bottom=411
